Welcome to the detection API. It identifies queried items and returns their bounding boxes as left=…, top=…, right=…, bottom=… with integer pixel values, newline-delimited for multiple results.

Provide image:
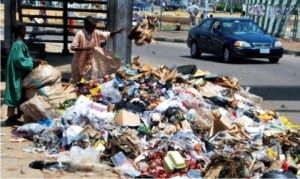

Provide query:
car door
left=209, top=20, right=224, bottom=55
left=195, top=18, right=213, bottom=53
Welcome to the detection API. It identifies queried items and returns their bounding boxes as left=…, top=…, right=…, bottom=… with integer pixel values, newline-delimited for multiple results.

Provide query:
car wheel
left=190, top=41, right=201, bottom=58
left=223, top=46, right=232, bottom=63
left=269, top=58, right=279, bottom=63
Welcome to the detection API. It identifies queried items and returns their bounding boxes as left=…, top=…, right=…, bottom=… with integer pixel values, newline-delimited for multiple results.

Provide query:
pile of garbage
left=12, top=60, right=300, bottom=178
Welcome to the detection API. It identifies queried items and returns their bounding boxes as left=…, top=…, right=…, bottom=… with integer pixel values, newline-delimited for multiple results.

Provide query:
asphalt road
left=132, top=41, right=300, bottom=124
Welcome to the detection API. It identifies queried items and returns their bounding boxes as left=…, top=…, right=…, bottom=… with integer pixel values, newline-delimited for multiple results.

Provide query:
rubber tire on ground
left=269, top=57, right=279, bottom=63
left=223, top=46, right=232, bottom=63
left=190, top=41, right=201, bottom=58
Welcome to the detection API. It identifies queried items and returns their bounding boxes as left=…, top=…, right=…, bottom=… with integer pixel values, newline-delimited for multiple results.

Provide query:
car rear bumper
left=232, top=47, right=284, bottom=59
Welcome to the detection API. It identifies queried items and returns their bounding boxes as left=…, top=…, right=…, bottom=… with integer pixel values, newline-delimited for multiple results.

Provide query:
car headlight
left=234, top=41, right=251, bottom=48
left=274, top=41, right=282, bottom=47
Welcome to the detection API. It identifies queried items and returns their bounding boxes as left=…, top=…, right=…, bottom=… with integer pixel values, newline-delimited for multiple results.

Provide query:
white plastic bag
left=100, top=80, right=122, bottom=103
left=69, top=146, right=99, bottom=164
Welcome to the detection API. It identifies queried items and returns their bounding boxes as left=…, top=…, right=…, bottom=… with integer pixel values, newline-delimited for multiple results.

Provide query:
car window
left=211, top=21, right=221, bottom=32
left=221, top=20, right=264, bottom=34
left=246, top=21, right=264, bottom=33
left=198, top=19, right=212, bottom=32
left=221, top=21, right=232, bottom=33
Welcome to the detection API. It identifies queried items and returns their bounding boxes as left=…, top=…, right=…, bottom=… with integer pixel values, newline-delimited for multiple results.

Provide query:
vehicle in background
left=133, top=1, right=151, bottom=11
left=187, top=17, right=284, bottom=63
left=164, top=1, right=186, bottom=11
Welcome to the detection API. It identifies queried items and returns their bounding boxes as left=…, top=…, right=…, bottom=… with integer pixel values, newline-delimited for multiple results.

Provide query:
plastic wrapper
left=171, top=131, right=205, bottom=151
left=23, top=64, right=61, bottom=89
left=111, top=151, right=141, bottom=177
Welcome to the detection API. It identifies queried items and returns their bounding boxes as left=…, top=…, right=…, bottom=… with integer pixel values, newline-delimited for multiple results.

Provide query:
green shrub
left=216, top=4, right=225, bottom=11
left=234, top=5, right=243, bottom=13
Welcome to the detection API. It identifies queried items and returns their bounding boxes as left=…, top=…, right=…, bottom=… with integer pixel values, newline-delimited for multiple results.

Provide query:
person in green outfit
left=1, top=21, right=42, bottom=126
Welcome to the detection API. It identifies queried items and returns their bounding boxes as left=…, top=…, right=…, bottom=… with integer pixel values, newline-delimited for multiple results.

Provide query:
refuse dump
left=9, top=58, right=300, bottom=178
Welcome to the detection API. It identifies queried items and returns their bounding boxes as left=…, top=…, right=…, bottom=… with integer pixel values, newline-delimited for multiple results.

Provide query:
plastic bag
left=100, top=80, right=122, bottom=103
left=62, top=125, right=84, bottom=146
left=69, top=146, right=99, bottom=164
left=12, top=123, right=47, bottom=139
left=23, top=64, right=61, bottom=89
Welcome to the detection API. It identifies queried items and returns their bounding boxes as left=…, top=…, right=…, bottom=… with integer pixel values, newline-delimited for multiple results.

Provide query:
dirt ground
left=279, top=38, right=300, bottom=52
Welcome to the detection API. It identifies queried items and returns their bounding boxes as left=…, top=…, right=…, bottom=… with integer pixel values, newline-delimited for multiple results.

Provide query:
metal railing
left=17, top=0, right=108, bottom=54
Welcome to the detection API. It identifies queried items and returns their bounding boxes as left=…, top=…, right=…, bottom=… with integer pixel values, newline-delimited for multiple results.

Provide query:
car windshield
left=222, top=20, right=264, bottom=34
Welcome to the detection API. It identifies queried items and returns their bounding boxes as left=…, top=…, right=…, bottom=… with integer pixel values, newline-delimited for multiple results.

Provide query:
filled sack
left=23, top=64, right=61, bottom=89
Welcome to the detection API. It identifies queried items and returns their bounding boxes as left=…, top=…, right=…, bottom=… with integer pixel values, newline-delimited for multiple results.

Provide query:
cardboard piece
left=114, top=110, right=141, bottom=126
left=20, top=95, right=58, bottom=121
left=209, top=111, right=230, bottom=138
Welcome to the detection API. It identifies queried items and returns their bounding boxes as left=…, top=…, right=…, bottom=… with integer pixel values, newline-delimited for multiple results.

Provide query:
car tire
left=223, top=46, right=232, bottom=63
left=190, top=41, right=201, bottom=58
left=269, top=58, right=279, bottom=63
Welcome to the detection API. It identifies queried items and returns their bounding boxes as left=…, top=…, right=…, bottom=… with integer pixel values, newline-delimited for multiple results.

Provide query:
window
left=199, top=19, right=212, bottom=32
left=222, top=20, right=265, bottom=34
left=212, top=21, right=221, bottom=32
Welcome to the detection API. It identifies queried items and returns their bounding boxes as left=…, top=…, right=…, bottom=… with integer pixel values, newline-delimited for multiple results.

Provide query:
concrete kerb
left=284, top=49, right=300, bottom=56
left=153, top=37, right=300, bottom=56
left=154, top=37, right=186, bottom=43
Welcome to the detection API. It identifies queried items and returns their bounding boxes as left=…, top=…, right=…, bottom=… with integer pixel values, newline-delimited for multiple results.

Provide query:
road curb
left=284, top=50, right=300, bottom=56
left=154, top=37, right=300, bottom=56
left=154, top=37, right=186, bottom=44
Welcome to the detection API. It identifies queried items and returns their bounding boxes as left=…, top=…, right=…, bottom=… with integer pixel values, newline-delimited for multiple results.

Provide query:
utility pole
left=160, top=0, right=163, bottom=31
left=203, top=0, right=208, bottom=19
left=62, top=0, right=69, bottom=54
left=229, top=0, right=233, bottom=15
left=108, top=0, right=133, bottom=64
left=4, top=0, right=16, bottom=50
left=296, top=8, right=300, bottom=39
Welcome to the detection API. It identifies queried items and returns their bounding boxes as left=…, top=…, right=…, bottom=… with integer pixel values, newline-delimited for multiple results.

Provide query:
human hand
left=116, top=27, right=126, bottom=33
left=110, top=27, right=127, bottom=37
left=39, top=60, right=48, bottom=65
left=33, top=59, right=47, bottom=67
left=87, top=45, right=95, bottom=51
